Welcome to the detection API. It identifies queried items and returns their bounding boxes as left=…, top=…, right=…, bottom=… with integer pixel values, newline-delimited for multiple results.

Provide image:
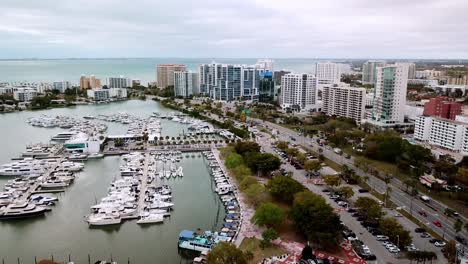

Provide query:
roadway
left=253, top=118, right=467, bottom=244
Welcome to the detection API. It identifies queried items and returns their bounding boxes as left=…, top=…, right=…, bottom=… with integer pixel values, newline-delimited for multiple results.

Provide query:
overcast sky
left=1, top=0, right=467, bottom=59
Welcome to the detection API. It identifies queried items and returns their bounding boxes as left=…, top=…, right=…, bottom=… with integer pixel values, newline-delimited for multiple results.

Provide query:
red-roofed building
left=423, top=96, right=461, bottom=120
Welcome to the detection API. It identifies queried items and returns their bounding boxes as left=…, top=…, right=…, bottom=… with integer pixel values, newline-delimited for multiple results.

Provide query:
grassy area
left=239, top=237, right=288, bottom=264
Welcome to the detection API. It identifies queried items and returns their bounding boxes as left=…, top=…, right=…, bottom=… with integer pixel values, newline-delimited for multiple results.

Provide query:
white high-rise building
left=53, top=81, right=72, bottom=93
left=322, top=85, right=366, bottom=123
left=198, top=62, right=260, bottom=101
left=108, top=76, right=130, bottom=88
left=368, top=64, right=409, bottom=126
left=174, top=71, right=199, bottom=98
left=280, top=73, right=318, bottom=111
left=255, top=59, right=275, bottom=72
left=315, top=62, right=341, bottom=87
left=396, top=62, right=416, bottom=79
left=362, top=60, right=386, bottom=84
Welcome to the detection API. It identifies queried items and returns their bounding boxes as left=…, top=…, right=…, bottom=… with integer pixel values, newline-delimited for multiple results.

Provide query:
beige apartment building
left=156, top=64, right=187, bottom=89
left=80, top=75, right=101, bottom=90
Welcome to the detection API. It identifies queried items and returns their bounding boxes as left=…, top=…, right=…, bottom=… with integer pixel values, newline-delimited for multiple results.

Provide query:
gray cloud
left=0, top=0, right=467, bottom=58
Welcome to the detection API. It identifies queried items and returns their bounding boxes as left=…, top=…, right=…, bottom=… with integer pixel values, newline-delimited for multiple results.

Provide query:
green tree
left=304, top=160, right=322, bottom=174
left=245, top=183, right=270, bottom=206
left=239, top=176, right=257, bottom=191
left=206, top=242, right=248, bottom=264
left=245, top=152, right=281, bottom=176
left=354, top=197, right=383, bottom=221
left=336, top=186, right=354, bottom=200
left=234, top=141, right=261, bottom=155
left=260, top=228, right=279, bottom=249
left=379, top=217, right=412, bottom=248
left=225, top=153, right=243, bottom=169
left=267, top=176, right=305, bottom=204
left=290, top=191, right=343, bottom=248
left=454, top=219, right=463, bottom=233
left=323, top=175, right=341, bottom=189
left=253, top=202, right=285, bottom=229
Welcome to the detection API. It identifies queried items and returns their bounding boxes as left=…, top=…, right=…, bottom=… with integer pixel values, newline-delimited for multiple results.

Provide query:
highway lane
left=253, top=118, right=467, bottom=243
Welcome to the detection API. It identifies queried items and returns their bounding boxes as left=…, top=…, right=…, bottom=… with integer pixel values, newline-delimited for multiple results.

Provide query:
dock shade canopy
left=179, top=230, right=194, bottom=240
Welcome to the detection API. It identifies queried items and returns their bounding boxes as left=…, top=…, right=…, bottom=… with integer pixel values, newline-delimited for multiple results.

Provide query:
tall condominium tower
left=362, top=60, right=386, bottom=84
left=280, top=73, right=317, bottom=111
left=174, top=71, right=199, bottom=98
left=156, top=64, right=187, bottom=89
left=370, top=64, right=409, bottom=125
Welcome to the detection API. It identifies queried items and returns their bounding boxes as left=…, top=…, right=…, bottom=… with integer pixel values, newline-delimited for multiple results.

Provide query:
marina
left=0, top=100, right=226, bottom=263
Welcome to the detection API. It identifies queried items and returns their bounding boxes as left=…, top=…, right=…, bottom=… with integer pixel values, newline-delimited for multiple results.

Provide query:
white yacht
left=136, top=212, right=164, bottom=224
left=88, top=153, right=104, bottom=159
left=86, top=212, right=121, bottom=226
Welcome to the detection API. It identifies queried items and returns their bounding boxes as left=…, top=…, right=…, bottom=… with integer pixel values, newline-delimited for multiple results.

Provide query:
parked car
left=415, top=227, right=426, bottom=233
left=376, top=235, right=389, bottom=241
left=358, top=189, right=369, bottom=193
left=418, top=211, right=428, bottom=217
left=420, top=232, right=431, bottom=238
left=434, top=241, right=446, bottom=247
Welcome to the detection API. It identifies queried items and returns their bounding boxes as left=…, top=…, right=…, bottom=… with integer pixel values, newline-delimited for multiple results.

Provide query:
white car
left=394, top=213, right=403, bottom=217
left=435, top=241, right=446, bottom=247
left=376, top=235, right=389, bottom=241
left=389, top=248, right=400, bottom=253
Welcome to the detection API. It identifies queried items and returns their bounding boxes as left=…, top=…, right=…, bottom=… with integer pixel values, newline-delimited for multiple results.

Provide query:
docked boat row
left=150, top=151, right=184, bottom=180
left=0, top=158, right=84, bottom=220
left=138, top=185, right=173, bottom=224
left=178, top=150, right=241, bottom=253
left=22, top=143, right=61, bottom=158
left=85, top=152, right=144, bottom=226
left=27, top=115, right=107, bottom=138
left=95, top=112, right=144, bottom=124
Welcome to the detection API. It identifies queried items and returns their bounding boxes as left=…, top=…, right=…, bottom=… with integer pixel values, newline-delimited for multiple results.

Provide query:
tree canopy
left=244, top=152, right=281, bottom=176
left=253, top=202, right=285, bottom=229
left=206, top=242, right=248, bottom=264
left=267, top=176, right=305, bottom=204
left=234, top=141, right=261, bottom=155
left=290, top=191, right=343, bottom=247
left=354, top=197, right=383, bottom=221
left=379, top=217, right=412, bottom=248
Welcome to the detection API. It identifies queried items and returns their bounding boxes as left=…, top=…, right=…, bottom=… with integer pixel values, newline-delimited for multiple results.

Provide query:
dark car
left=415, top=227, right=426, bottom=233
left=455, top=235, right=467, bottom=245
left=429, top=238, right=440, bottom=244
left=362, top=254, right=377, bottom=261
left=358, top=189, right=369, bottom=193
left=322, top=189, right=331, bottom=193
left=418, top=211, right=428, bottom=217
left=347, top=208, right=357, bottom=213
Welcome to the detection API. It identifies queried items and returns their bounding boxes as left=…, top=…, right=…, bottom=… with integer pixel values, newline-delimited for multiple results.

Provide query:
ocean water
left=0, top=58, right=352, bottom=85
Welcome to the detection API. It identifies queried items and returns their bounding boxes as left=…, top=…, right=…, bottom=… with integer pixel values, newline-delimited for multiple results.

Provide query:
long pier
left=137, top=153, right=151, bottom=213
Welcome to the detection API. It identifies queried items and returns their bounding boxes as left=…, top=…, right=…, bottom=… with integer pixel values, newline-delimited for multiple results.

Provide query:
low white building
left=108, top=88, right=128, bottom=98
left=404, top=104, right=424, bottom=122
left=414, top=115, right=468, bottom=154
left=13, top=88, right=37, bottom=102
left=86, top=89, right=109, bottom=101
left=408, top=79, right=438, bottom=87
left=63, top=132, right=101, bottom=154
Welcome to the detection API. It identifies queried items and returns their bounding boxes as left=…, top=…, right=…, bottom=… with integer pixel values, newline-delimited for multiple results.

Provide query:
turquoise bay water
left=0, top=58, right=352, bottom=85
